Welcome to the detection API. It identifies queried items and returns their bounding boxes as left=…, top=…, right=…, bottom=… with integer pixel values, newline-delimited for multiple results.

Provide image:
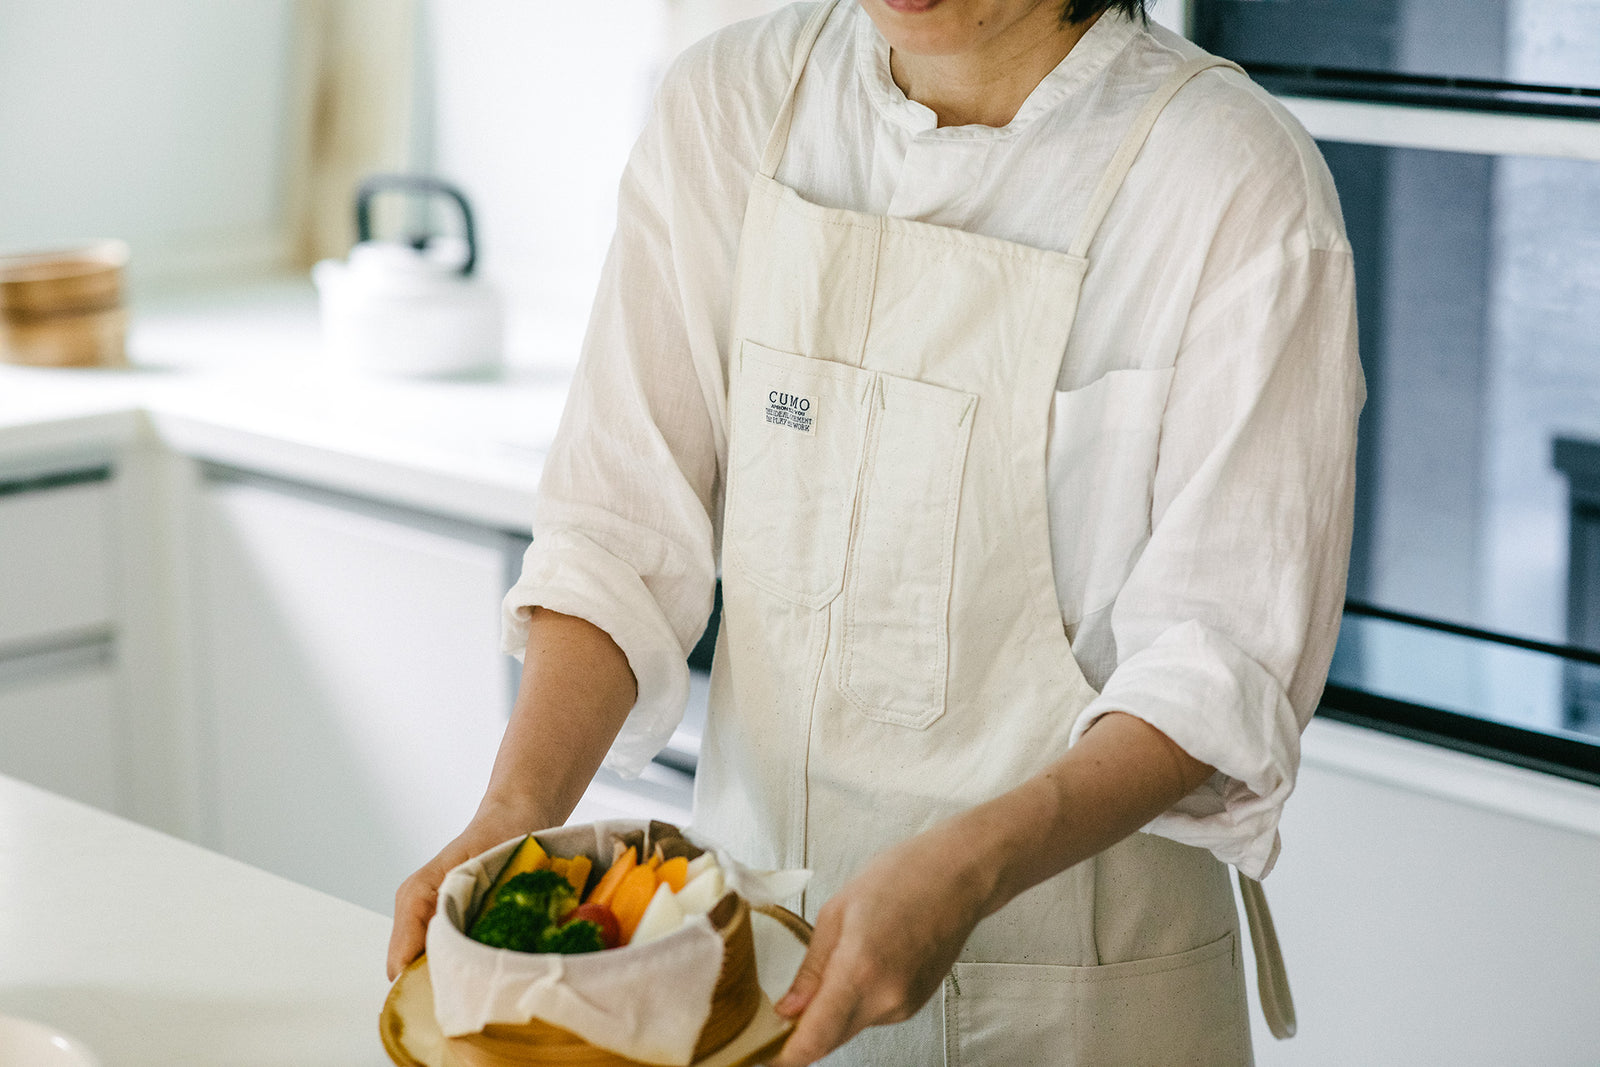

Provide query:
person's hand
left=385, top=798, right=548, bottom=980
left=768, top=823, right=995, bottom=1066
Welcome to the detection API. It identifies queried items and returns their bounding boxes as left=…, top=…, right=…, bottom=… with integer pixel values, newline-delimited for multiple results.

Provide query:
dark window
left=1195, top=0, right=1600, bottom=117
left=1198, top=3, right=1600, bottom=781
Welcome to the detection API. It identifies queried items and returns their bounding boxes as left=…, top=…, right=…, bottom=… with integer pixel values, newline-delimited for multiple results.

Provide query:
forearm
left=476, top=606, right=639, bottom=829
left=961, top=712, right=1215, bottom=919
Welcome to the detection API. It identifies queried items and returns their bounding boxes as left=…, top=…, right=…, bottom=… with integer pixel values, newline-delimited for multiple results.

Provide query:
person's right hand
left=386, top=799, right=549, bottom=980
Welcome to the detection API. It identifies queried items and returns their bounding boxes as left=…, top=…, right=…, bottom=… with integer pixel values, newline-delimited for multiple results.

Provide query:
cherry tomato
left=570, top=902, right=622, bottom=949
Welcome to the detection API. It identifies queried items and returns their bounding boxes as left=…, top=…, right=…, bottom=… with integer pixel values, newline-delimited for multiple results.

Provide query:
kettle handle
left=355, top=174, right=479, bottom=276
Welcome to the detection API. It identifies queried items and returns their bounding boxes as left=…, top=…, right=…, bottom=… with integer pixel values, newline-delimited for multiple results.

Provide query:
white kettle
left=313, top=175, right=503, bottom=377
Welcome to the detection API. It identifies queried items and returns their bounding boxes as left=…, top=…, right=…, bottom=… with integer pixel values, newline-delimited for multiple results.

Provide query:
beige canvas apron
left=695, top=3, right=1291, bottom=1061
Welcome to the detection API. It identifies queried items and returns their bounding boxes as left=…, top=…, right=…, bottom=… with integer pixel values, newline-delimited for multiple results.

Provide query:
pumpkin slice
left=563, top=855, right=593, bottom=898
left=479, top=835, right=550, bottom=915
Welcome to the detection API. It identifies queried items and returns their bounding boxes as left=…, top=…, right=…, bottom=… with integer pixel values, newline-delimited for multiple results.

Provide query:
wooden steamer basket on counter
left=0, top=241, right=129, bottom=367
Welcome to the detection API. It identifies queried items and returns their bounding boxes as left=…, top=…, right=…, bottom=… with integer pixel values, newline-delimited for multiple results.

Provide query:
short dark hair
left=1060, top=0, right=1148, bottom=25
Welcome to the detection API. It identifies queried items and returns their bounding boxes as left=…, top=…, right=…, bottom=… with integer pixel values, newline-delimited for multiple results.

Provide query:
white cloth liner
left=425, top=820, right=809, bottom=1066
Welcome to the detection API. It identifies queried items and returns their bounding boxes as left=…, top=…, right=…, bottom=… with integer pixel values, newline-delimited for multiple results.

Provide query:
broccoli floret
left=494, top=869, right=579, bottom=925
left=536, top=919, right=605, bottom=955
left=468, top=869, right=583, bottom=953
left=468, top=897, right=550, bottom=952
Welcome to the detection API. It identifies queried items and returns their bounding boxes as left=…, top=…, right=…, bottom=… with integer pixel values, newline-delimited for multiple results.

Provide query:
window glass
left=1324, top=140, right=1600, bottom=742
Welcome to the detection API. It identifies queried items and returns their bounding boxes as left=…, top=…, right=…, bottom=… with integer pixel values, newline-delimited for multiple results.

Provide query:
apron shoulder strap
left=1066, top=54, right=1246, bottom=259
left=758, top=0, right=843, bottom=180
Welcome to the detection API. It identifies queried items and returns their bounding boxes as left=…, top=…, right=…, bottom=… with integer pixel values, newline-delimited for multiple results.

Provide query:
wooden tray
left=381, top=906, right=812, bottom=1067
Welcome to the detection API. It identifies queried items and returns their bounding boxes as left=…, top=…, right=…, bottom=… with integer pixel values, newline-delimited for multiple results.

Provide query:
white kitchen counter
left=0, top=772, right=394, bottom=1066
left=0, top=279, right=700, bottom=913
left=0, top=278, right=572, bottom=530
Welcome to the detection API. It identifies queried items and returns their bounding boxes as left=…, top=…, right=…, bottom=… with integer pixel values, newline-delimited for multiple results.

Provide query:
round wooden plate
left=381, top=906, right=813, bottom=1067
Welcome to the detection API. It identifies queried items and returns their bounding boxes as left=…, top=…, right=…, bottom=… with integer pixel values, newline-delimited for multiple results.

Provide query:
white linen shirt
left=503, top=2, right=1365, bottom=880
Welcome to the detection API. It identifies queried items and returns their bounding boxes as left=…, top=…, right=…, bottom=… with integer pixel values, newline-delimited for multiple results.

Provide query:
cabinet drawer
left=0, top=652, right=120, bottom=812
left=0, top=479, right=113, bottom=652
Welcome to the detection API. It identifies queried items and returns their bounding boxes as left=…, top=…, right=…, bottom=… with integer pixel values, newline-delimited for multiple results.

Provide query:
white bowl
left=0, top=1015, right=100, bottom=1067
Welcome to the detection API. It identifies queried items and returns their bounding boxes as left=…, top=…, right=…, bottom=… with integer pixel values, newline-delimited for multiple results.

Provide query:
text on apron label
left=765, top=390, right=816, bottom=435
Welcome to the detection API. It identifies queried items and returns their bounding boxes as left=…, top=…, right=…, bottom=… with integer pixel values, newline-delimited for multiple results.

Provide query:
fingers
left=768, top=899, right=915, bottom=1067
left=386, top=869, right=440, bottom=980
left=385, top=814, right=543, bottom=982
left=770, top=969, right=870, bottom=1067
left=774, top=905, right=840, bottom=1018
left=387, top=838, right=474, bottom=980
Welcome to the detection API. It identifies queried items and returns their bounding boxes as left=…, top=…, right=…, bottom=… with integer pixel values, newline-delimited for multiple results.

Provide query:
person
left=387, top=0, right=1363, bottom=1062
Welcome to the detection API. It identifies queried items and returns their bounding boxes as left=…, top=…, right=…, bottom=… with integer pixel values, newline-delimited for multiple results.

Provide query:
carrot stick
left=588, top=846, right=637, bottom=908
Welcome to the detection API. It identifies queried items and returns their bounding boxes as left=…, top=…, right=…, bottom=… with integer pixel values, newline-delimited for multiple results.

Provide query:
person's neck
left=889, top=9, right=1103, bottom=128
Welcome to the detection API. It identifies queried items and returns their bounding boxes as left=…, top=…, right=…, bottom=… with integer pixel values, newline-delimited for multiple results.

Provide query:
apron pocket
left=1047, top=366, right=1175, bottom=624
left=942, top=931, right=1249, bottom=1067
left=726, top=339, right=875, bottom=609
left=839, top=371, right=977, bottom=729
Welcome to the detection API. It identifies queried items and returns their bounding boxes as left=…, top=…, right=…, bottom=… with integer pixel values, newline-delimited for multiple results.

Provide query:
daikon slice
left=631, top=881, right=687, bottom=946
left=675, top=866, right=726, bottom=916
left=684, top=853, right=719, bottom=882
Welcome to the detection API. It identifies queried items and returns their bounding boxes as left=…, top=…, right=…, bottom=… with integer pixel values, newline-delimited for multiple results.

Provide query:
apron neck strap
left=1066, top=55, right=1245, bottom=259
left=759, top=0, right=843, bottom=180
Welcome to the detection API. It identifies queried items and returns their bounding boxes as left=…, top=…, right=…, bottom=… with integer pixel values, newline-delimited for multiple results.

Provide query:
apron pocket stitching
left=836, top=378, right=975, bottom=730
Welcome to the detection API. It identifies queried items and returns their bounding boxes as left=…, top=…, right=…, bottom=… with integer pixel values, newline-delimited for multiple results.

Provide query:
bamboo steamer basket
left=0, top=241, right=129, bottom=367
left=442, top=890, right=761, bottom=1067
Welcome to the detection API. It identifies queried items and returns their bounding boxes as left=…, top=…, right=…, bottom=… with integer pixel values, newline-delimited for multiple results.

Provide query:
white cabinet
left=191, top=470, right=521, bottom=914
left=0, top=650, right=120, bottom=812
left=188, top=468, right=702, bottom=914
left=0, top=476, right=114, bottom=650
left=0, top=467, right=123, bottom=814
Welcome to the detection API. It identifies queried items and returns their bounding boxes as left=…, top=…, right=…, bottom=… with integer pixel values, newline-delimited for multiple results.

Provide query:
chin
left=860, top=0, right=990, bottom=56
left=859, top=0, right=1050, bottom=57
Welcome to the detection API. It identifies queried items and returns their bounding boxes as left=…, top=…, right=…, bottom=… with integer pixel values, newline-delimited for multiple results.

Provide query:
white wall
left=425, top=0, right=670, bottom=369
left=1247, top=720, right=1600, bottom=1065
left=0, top=0, right=299, bottom=287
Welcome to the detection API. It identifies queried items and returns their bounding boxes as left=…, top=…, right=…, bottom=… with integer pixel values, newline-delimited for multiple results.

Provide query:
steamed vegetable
left=587, top=845, right=637, bottom=909
left=610, top=865, right=660, bottom=944
left=536, top=918, right=606, bottom=954
left=570, top=902, right=622, bottom=949
left=466, top=826, right=729, bottom=955
left=631, top=882, right=687, bottom=947
left=657, top=856, right=690, bottom=893
left=469, top=869, right=583, bottom=952
left=479, top=836, right=550, bottom=913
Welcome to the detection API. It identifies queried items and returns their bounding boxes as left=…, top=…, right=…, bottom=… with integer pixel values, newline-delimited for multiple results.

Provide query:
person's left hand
left=768, top=823, right=995, bottom=1066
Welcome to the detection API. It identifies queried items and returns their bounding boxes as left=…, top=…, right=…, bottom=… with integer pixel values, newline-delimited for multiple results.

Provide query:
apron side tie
left=1237, top=871, right=1297, bottom=1039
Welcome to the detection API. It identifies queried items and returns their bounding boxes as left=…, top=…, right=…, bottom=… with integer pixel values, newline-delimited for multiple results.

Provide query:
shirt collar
left=855, top=5, right=1140, bottom=139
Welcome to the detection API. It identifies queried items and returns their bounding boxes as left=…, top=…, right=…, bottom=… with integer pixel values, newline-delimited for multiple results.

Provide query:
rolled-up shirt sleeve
left=501, top=45, right=742, bottom=777
left=1068, top=237, right=1366, bottom=880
